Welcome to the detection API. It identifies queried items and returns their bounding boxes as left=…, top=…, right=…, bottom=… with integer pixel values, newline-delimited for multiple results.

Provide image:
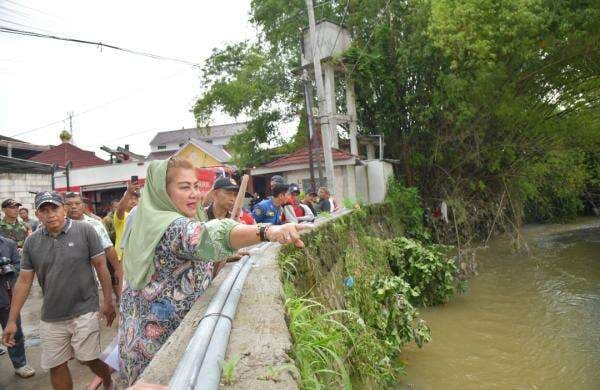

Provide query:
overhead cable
left=0, top=26, right=202, bottom=68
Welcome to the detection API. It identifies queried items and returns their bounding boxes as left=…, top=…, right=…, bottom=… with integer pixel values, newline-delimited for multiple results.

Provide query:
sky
left=0, top=0, right=258, bottom=158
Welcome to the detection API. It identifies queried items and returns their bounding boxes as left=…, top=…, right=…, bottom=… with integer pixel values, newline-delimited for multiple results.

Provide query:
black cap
left=34, top=191, right=64, bottom=210
left=1, top=199, right=22, bottom=208
left=289, top=183, right=300, bottom=194
left=307, top=188, right=318, bottom=196
left=212, top=176, right=240, bottom=191
left=270, top=175, right=285, bottom=185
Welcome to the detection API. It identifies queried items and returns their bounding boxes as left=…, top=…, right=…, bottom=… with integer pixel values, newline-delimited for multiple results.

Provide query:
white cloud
left=0, top=0, right=256, bottom=157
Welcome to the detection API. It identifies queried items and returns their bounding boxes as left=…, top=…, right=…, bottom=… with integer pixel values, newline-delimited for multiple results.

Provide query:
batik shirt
left=0, top=219, right=29, bottom=248
left=118, top=217, right=237, bottom=385
left=83, top=214, right=113, bottom=250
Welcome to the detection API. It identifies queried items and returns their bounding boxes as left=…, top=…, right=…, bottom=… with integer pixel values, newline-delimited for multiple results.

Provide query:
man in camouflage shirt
left=0, top=199, right=30, bottom=248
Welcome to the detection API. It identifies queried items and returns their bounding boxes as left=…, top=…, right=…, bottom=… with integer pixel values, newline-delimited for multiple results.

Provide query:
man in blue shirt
left=252, top=183, right=289, bottom=225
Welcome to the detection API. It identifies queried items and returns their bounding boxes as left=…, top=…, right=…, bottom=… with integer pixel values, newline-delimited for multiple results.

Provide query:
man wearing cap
left=0, top=199, right=31, bottom=249
left=0, top=232, right=36, bottom=378
left=206, top=176, right=255, bottom=224
left=302, top=189, right=319, bottom=217
left=283, top=184, right=314, bottom=223
left=252, top=183, right=289, bottom=225
left=2, top=191, right=116, bottom=390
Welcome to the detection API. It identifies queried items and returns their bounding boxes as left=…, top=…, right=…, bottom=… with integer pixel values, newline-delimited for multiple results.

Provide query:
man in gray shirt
left=2, top=191, right=116, bottom=390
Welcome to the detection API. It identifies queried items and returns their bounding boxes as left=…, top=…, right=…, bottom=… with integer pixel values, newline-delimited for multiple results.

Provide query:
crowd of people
left=1, top=157, right=338, bottom=389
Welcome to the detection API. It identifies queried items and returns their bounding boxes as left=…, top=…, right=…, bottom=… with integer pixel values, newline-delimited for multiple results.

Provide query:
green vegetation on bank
left=279, top=193, right=460, bottom=388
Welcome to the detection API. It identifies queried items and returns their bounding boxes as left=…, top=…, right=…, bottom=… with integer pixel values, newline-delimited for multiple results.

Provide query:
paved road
left=1, top=282, right=119, bottom=390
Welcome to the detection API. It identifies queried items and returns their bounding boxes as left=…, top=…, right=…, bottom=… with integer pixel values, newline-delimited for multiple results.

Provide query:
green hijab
left=123, top=159, right=207, bottom=290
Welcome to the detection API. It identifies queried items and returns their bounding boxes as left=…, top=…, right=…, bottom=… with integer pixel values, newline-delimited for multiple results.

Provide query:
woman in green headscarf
left=118, top=157, right=307, bottom=385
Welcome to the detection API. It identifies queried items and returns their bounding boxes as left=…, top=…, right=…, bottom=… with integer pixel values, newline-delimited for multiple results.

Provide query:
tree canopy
left=194, top=0, right=600, bottom=226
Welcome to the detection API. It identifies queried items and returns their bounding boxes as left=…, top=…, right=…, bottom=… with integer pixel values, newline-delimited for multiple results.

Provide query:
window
left=157, top=145, right=167, bottom=150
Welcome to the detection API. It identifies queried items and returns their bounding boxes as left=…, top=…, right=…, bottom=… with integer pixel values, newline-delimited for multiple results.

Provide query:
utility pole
left=67, top=111, right=74, bottom=143
left=302, top=70, right=317, bottom=189
left=305, top=0, right=336, bottom=195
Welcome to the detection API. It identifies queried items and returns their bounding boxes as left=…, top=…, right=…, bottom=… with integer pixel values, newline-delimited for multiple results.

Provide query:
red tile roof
left=263, top=146, right=356, bottom=168
left=29, top=142, right=107, bottom=168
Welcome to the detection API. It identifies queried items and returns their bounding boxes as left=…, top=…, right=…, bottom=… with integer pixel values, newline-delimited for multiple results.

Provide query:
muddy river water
left=401, top=218, right=600, bottom=390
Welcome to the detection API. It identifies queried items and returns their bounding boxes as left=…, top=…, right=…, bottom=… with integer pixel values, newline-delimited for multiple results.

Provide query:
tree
left=194, top=0, right=600, bottom=227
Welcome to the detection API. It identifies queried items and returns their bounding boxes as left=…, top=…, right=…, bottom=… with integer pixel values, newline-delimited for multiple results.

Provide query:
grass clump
left=284, top=286, right=355, bottom=389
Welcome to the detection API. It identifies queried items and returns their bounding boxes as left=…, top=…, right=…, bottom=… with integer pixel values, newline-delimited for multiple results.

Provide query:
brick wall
left=0, top=173, right=53, bottom=212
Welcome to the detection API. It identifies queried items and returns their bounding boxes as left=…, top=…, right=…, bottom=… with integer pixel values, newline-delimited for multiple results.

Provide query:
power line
left=9, top=67, right=191, bottom=138
left=5, top=0, right=63, bottom=22
left=81, top=127, right=164, bottom=149
left=329, top=0, right=350, bottom=58
left=0, top=26, right=203, bottom=68
left=0, top=18, right=54, bottom=34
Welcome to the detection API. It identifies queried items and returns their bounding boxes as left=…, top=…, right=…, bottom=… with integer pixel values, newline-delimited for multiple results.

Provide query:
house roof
left=150, top=122, right=248, bottom=146
left=29, top=142, right=107, bottom=168
left=0, top=135, right=26, bottom=143
left=185, top=139, right=231, bottom=162
left=263, top=146, right=356, bottom=168
left=146, top=150, right=177, bottom=161
left=0, top=134, right=51, bottom=160
left=147, top=139, right=231, bottom=163
left=0, top=155, right=54, bottom=174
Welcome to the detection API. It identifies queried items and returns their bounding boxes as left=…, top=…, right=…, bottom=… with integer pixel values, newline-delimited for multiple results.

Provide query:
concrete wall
left=283, top=165, right=354, bottom=201
left=279, top=161, right=394, bottom=205
left=366, top=160, right=394, bottom=203
left=355, top=165, right=369, bottom=204
left=0, top=173, right=52, bottom=211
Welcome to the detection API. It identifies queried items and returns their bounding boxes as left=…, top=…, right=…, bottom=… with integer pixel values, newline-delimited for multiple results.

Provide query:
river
left=401, top=218, right=600, bottom=390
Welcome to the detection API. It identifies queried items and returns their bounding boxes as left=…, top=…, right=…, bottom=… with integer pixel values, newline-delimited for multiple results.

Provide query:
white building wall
left=283, top=166, right=353, bottom=201
left=366, top=160, right=394, bottom=203
left=255, top=160, right=396, bottom=207
left=54, top=162, right=149, bottom=189
left=0, top=173, right=52, bottom=211
left=151, top=142, right=180, bottom=152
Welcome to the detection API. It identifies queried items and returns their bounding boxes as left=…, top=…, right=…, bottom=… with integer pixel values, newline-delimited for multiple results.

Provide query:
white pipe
left=168, top=256, right=250, bottom=389
left=193, top=253, right=256, bottom=389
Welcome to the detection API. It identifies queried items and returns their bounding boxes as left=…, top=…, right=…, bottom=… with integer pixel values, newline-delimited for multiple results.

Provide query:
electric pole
left=305, top=0, right=336, bottom=195
left=67, top=111, right=74, bottom=143
left=302, top=70, right=317, bottom=189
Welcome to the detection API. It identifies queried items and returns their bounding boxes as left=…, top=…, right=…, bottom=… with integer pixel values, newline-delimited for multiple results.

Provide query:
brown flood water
left=401, top=218, right=600, bottom=390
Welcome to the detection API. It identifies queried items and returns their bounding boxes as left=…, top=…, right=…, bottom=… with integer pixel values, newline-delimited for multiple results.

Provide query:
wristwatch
left=257, top=224, right=269, bottom=242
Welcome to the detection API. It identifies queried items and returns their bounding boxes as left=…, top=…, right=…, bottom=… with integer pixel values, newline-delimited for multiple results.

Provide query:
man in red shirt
left=283, top=184, right=315, bottom=223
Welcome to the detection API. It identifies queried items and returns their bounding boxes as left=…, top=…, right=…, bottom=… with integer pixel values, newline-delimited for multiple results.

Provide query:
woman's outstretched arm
left=229, top=223, right=311, bottom=249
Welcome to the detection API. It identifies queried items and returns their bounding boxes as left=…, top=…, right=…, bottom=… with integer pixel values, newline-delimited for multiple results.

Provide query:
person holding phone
left=113, top=178, right=140, bottom=262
